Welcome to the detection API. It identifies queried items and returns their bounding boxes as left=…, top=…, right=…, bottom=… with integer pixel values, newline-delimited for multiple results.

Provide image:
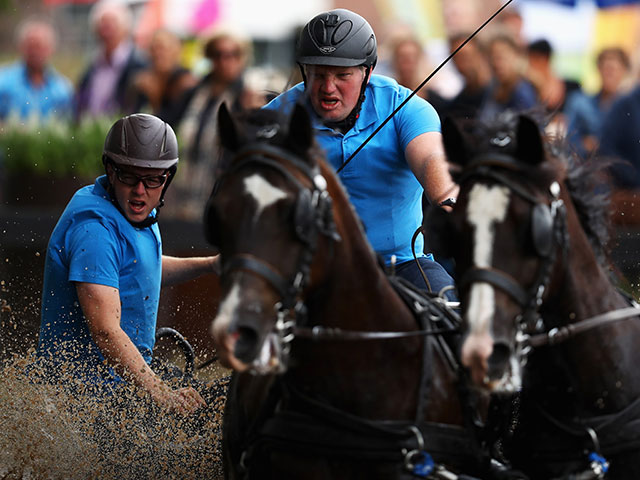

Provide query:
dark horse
left=426, top=113, right=640, bottom=479
left=204, top=104, right=506, bottom=479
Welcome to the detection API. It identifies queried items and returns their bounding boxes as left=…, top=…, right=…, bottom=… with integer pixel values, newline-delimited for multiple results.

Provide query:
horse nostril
left=487, top=341, right=512, bottom=381
left=233, top=327, right=259, bottom=363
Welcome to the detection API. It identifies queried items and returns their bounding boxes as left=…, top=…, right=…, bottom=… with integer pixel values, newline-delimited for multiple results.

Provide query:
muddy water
left=0, top=350, right=228, bottom=480
left=0, top=298, right=227, bottom=480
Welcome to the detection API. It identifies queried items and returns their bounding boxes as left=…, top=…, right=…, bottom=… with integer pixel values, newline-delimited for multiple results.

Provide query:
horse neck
left=528, top=190, right=640, bottom=414
left=545, top=190, right=627, bottom=320
left=311, top=161, right=410, bottom=322
left=295, top=162, right=427, bottom=420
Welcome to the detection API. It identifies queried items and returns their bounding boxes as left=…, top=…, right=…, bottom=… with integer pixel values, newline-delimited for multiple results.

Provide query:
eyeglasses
left=111, top=165, right=168, bottom=189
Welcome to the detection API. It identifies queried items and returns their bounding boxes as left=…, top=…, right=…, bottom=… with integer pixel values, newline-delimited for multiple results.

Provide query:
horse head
left=426, top=113, right=569, bottom=394
left=205, top=103, right=339, bottom=374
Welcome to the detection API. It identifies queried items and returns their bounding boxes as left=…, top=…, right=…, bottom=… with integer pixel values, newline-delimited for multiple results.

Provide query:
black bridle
left=457, top=156, right=567, bottom=356
left=217, top=143, right=461, bottom=352
left=215, top=143, right=339, bottom=368
left=457, top=156, right=640, bottom=360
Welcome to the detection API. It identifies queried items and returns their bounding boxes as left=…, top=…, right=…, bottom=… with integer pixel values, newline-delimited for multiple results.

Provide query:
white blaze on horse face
left=466, top=184, right=511, bottom=335
left=211, top=282, right=241, bottom=341
left=244, top=175, right=288, bottom=221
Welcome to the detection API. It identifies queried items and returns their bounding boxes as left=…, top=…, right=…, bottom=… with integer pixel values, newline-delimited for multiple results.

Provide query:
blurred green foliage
left=0, top=117, right=116, bottom=179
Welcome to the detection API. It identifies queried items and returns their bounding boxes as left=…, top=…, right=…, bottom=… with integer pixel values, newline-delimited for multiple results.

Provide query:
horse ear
left=218, top=102, right=239, bottom=151
left=515, top=115, right=545, bottom=165
left=442, top=116, right=469, bottom=166
left=287, top=103, right=313, bottom=154
left=423, top=205, right=456, bottom=259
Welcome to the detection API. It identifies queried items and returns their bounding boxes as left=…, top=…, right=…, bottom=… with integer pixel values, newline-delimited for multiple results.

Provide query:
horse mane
left=453, top=112, right=613, bottom=265
left=553, top=139, right=613, bottom=265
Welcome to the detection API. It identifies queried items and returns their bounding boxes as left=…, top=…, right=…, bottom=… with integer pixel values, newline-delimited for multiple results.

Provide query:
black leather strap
left=223, top=254, right=290, bottom=299
left=460, top=267, right=529, bottom=307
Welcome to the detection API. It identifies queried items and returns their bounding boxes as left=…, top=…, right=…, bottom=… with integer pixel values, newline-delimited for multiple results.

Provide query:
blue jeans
left=395, top=256, right=457, bottom=300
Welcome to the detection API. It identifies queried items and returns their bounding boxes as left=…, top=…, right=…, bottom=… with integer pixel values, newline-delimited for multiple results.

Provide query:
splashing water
left=0, top=351, right=228, bottom=479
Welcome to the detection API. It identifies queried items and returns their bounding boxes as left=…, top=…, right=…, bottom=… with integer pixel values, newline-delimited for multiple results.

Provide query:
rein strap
left=523, top=306, right=640, bottom=348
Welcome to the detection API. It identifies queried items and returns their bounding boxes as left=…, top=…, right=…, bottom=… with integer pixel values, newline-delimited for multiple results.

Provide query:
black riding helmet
left=296, top=8, right=377, bottom=69
left=102, top=113, right=179, bottom=227
left=296, top=9, right=377, bottom=132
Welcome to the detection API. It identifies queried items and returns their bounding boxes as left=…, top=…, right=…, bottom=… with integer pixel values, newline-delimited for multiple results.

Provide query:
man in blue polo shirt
left=38, top=113, right=219, bottom=415
left=266, top=8, right=457, bottom=295
left=0, top=19, right=73, bottom=122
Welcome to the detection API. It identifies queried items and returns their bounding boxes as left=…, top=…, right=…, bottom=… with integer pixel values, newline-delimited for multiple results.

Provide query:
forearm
left=422, top=151, right=459, bottom=206
left=161, top=255, right=220, bottom=287
left=405, top=132, right=459, bottom=206
left=77, top=282, right=205, bottom=413
left=91, top=326, right=165, bottom=396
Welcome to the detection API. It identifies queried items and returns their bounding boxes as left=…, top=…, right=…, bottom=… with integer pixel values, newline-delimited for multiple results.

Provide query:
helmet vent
left=312, top=19, right=328, bottom=45
left=332, top=20, right=352, bottom=45
left=364, top=35, right=375, bottom=57
left=160, top=130, right=169, bottom=158
left=120, top=118, right=129, bottom=153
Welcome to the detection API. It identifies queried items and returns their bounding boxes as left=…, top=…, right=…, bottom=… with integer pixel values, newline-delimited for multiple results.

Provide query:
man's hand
left=150, top=384, right=207, bottom=415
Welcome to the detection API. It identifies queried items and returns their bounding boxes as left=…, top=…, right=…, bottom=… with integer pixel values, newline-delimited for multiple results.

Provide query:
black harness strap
left=460, top=267, right=530, bottom=307
left=245, top=384, right=481, bottom=470
left=223, top=254, right=291, bottom=300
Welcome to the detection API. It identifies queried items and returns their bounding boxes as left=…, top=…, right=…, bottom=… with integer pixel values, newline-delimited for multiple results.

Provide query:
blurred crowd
left=1, top=0, right=639, bottom=218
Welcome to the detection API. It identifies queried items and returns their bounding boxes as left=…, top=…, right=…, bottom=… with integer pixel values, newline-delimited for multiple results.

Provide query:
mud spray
left=0, top=304, right=228, bottom=480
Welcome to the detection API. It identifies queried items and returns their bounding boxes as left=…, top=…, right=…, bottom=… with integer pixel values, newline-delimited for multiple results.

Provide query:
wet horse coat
left=427, top=113, right=640, bottom=479
left=205, top=105, right=494, bottom=479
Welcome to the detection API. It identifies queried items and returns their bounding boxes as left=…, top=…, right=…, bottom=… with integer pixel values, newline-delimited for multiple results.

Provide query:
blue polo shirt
left=0, top=61, right=73, bottom=121
left=38, top=176, right=162, bottom=385
left=266, top=74, right=440, bottom=264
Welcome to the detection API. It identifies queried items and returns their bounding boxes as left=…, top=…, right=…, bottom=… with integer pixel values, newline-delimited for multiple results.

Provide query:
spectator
left=75, top=0, right=147, bottom=119
left=168, top=26, right=257, bottom=220
left=527, top=38, right=599, bottom=156
left=0, top=18, right=73, bottom=123
left=592, top=47, right=631, bottom=117
left=125, top=28, right=197, bottom=127
left=497, top=5, right=526, bottom=48
left=478, top=32, right=538, bottom=121
left=447, top=32, right=492, bottom=120
left=386, top=32, right=448, bottom=116
left=599, top=84, right=640, bottom=190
